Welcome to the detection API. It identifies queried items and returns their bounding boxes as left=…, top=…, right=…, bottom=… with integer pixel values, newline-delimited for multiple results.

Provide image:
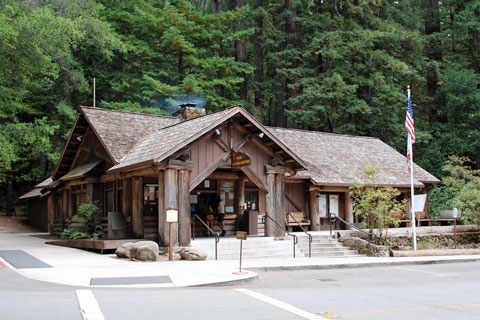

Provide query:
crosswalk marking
left=75, top=290, right=105, bottom=320
left=394, top=266, right=458, bottom=276
left=235, top=288, right=326, bottom=320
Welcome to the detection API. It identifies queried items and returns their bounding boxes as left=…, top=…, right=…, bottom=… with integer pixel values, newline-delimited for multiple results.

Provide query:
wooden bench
left=285, top=212, right=310, bottom=231
left=435, top=210, right=462, bottom=225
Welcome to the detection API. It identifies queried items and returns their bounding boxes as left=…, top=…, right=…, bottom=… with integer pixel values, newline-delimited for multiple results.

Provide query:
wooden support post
left=132, top=176, right=144, bottom=238
left=164, top=169, right=178, bottom=246
left=265, top=173, right=275, bottom=237
left=123, top=178, right=132, bottom=218
left=345, top=192, right=354, bottom=229
left=310, top=190, right=320, bottom=231
left=274, top=174, right=285, bottom=238
left=87, top=183, right=95, bottom=203
left=62, top=189, right=68, bottom=226
left=47, top=194, right=55, bottom=234
left=67, top=189, right=73, bottom=219
left=178, top=169, right=191, bottom=246
left=158, top=171, right=166, bottom=245
left=236, top=179, right=245, bottom=230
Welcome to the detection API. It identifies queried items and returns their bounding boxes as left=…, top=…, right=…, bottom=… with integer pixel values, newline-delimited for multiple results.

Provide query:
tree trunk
left=253, top=0, right=264, bottom=111
left=6, top=180, right=13, bottom=216
left=424, top=0, right=442, bottom=122
left=235, top=0, right=247, bottom=100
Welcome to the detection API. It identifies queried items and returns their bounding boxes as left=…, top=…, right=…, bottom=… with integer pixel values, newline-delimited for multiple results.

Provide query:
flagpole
left=408, top=86, right=417, bottom=250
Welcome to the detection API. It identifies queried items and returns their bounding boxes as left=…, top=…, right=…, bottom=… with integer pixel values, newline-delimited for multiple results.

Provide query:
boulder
left=115, top=242, right=136, bottom=259
left=179, top=247, right=207, bottom=261
left=115, top=241, right=159, bottom=261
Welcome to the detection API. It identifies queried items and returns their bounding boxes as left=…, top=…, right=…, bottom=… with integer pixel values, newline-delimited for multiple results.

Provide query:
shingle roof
left=109, top=107, right=237, bottom=171
left=19, top=177, right=53, bottom=199
left=81, top=107, right=180, bottom=162
left=268, top=127, right=439, bottom=187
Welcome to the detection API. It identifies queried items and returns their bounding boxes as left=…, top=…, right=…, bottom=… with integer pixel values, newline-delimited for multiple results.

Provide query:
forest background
left=2, top=0, right=480, bottom=216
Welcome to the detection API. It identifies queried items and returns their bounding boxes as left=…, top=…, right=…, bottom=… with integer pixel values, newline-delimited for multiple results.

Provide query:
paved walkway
left=1, top=229, right=480, bottom=288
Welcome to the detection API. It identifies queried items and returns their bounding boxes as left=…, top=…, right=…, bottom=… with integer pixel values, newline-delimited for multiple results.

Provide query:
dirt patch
left=0, top=215, right=41, bottom=232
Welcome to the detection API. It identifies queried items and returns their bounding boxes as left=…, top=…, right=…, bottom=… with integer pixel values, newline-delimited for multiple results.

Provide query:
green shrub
left=350, top=166, right=406, bottom=244
left=61, top=202, right=104, bottom=240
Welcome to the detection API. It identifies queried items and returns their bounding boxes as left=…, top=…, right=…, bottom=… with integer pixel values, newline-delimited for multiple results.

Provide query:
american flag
left=405, top=90, right=415, bottom=143
left=406, top=88, right=414, bottom=173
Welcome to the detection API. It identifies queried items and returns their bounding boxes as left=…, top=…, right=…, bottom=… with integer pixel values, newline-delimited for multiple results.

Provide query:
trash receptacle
left=245, top=210, right=258, bottom=235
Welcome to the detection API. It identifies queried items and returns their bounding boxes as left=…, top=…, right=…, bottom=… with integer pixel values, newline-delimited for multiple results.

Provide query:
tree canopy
left=2, top=0, right=480, bottom=214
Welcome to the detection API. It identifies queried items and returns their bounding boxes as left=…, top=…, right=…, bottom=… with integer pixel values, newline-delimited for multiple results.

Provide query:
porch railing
left=330, top=213, right=375, bottom=257
left=261, top=214, right=298, bottom=258
left=191, top=214, right=219, bottom=260
left=286, top=213, right=312, bottom=258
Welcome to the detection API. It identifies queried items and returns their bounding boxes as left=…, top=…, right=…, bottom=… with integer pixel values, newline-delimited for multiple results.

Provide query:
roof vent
left=173, top=103, right=206, bottom=121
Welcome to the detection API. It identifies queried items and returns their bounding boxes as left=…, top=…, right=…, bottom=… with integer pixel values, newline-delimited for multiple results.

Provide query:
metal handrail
left=330, top=213, right=375, bottom=256
left=262, top=214, right=298, bottom=258
left=286, top=213, right=312, bottom=258
left=191, top=214, right=219, bottom=260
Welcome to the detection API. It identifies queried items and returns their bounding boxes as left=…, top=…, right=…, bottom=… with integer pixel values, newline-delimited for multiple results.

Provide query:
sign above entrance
left=231, top=151, right=251, bottom=167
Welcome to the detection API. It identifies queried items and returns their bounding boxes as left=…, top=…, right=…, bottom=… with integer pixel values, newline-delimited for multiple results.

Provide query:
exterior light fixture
left=214, top=129, right=222, bottom=137
left=258, top=132, right=265, bottom=139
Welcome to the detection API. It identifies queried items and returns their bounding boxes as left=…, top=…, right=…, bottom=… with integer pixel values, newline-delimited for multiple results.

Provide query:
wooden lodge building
left=20, top=105, right=439, bottom=246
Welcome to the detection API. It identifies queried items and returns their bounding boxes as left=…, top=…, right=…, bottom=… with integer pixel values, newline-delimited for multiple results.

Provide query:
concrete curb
left=189, top=274, right=259, bottom=287
left=245, top=257, right=480, bottom=273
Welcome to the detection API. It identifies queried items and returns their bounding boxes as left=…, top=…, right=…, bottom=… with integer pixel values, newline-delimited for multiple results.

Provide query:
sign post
left=453, top=208, right=458, bottom=249
left=233, top=231, right=248, bottom=275
left=166, top=208, right=178, bottom=261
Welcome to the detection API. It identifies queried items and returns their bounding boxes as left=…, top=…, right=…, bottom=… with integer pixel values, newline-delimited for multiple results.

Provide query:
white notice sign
left=413, top=194, right=427, bottom=212
left=329, top=195, right=339, bottom=215
left=319, top=195, right=327, bottom=218
left=166, top=209, right=178, bottom=223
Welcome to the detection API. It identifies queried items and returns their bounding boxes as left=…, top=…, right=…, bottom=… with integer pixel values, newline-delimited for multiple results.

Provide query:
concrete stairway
left=295, top=234, right=362, bottom=257
left=190, top=236, right=297, bottom=260
left=191, top=234, right=363, bottom=260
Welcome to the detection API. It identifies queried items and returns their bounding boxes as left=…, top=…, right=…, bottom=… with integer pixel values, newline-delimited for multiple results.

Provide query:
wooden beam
left=285, top=193, right=302, bottom=212
left=265, top=173, right=275, bottom=237
left=265, top=165, right=294, bottom=175
left=132, top=176, right=144, bottom=238
left=232, top=135, right=251, bottom=152
left=158, top=171, right=166, bottom=245
left=190, top=152, right=229, bottom=191
left=123, top=178, right=132, bottom=218
left=166, top=159, right=193, bottom=170
left=310, top=190, right=320, bottom=231
left=243, top=123, right=253, bottom=127
left=207, top=172, right=240, bottom=180
left=70, top=127, right=91, bottom=170
left=178, top=169, right=191, bottom=246
left=274, top=174, right=285, bottom=237
left=240, top=166, right=268, bottom=193
left=213, top=137, right=230, bottom=152
left=164, top=169, right=178, bottom=246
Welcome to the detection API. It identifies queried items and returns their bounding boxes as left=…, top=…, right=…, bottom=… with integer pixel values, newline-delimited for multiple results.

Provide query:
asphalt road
left=1, top=261, right=479, bottom=320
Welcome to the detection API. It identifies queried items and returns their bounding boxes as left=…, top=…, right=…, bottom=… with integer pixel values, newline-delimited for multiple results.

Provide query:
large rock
left=115, top=242, right=136, bottom=259
left=116, top=241, right=159, bottom=261
left=179, top=247, right=207, bottom=260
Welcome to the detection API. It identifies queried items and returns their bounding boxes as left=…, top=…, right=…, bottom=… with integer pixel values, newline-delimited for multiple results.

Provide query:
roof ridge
left=267, top=126, right=380, bottom=140
left=80, top=106, right=177, bottom=120
left=117, top=107, right=239, bottom=163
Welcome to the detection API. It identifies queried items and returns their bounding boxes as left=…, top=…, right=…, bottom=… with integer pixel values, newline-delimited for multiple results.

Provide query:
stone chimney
left=173, top=103, right=206, bottom=121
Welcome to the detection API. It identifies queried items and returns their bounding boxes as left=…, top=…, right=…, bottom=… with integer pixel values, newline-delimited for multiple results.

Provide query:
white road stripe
left=394, top=266, right=458, bottom=276
left=75, top=290, right=105, bottom=320
left=235, top=288, right=325, bottom=320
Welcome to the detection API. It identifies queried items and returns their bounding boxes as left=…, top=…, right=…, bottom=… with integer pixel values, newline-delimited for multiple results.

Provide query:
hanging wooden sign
left=231, top=151, right=251, bottom=167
